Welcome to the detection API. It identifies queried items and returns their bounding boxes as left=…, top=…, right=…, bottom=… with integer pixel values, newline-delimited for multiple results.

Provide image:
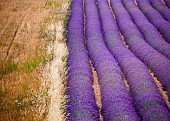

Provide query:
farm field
left=66, top=0, right=170, bottom=120
left=0, top=0, right=170, bottom=121
left=0, top=0, right=70, bottom=120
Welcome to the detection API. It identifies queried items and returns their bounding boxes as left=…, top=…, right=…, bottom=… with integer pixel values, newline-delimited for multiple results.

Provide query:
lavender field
left=66, top=0, right=170, bottom=120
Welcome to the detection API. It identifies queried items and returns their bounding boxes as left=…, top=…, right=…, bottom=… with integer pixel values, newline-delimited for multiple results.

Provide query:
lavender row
left=164, top=0, right=170, bottom=8
left=121, top=0, right=170, bottom=59
left=66, top=0, right=99, bottom=120
left=110, top=0, right=170, bottom=99
left=149, top=0, right=170, bottom=22
left=97, top=0, right=170, bottom=120
left=84, top=0, right=140, bottom=120
left=136, top=0, right=170, bottom=43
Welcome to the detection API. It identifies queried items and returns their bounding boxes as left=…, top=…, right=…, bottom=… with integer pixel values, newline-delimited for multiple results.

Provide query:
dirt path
left=92, top=67, right=103, bottom=121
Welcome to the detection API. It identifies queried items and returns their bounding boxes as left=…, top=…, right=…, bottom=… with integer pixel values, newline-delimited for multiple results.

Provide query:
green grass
left=22, top=55, right=47, bottom=73
left=21, top=80, right=31, bottom=91
left=44, top=16, right=53, bottom=23
left=63, top=8, right=70, bottom=39
left=0, top=52, right=47, bottom=78
left=46, top=1, right=58, bottom=9
left=0, top=61, right=18, bottom=79
left=22, top=59, right=39, bottom=73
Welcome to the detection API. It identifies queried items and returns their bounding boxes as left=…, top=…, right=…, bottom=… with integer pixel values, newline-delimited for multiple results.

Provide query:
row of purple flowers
left=98, top=0, right=170, bottom=120
left=121, top=0, right=170, bottom=59
left=149, top=0, right=170, bottom=22
left=66, top=0, right=170, bottom=120
left=136, top=0, right=170, bottom=43
left=164, top=0, right=170, bottom=8
left=66, top=0, right=99, bottom=120
left=110, top=0, right=170, bottom=99
left=85, top=0, right=140, bottom=120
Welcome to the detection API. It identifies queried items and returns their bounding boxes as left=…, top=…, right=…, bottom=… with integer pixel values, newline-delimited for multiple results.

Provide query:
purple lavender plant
left=84, top=0, right=140, bottom=120
left=66, top=0, right=99, bottom=120
left=164, top=0, right=170, bottom=8
left=97, top=0, right=170, bottom=120
left=149, top=0, right=170, bottom=22
left=136, top=0, right=170, bottom=43
left=110, top=0, right=170, bottom=102
left=121, top=0, right=170, bottom=59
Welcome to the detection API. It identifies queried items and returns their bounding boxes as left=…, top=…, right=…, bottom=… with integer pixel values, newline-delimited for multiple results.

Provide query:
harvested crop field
left=0, top=0, right=170, bottom=121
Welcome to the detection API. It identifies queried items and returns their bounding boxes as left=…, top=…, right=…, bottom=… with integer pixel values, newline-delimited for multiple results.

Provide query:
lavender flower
left=85, top=0, right=139, bottom=120
left=98, top=0, right=170, bottom=120
left=66, top=0, right=99, bottom=120
left=136, top=0, right=170, bottom=43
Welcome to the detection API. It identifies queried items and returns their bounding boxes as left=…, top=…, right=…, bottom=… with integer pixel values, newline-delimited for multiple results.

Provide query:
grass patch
left=39, top=17, right=56, bottom=42
left=13, top=89, right=49, bottom=110
left=22, top=59, right=41, bottom=73
left=21, top=79, right=31, bottom=91
left=63, top=4, right=70, bottom=39
left=46, top=0, right=58, bottom=9
left=0, top=50, right=47, bottom=78
left=44, top=16, right=53, bottom=23
left=0, top=61, right=18, bottom=79
left=39, top=0, right=70, bottom=42
left=22, top=54, right=47, bottom=73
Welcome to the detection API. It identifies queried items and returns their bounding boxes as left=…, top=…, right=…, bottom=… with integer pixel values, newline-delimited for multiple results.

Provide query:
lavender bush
left=97, top=0, right=170, bottom=120
left=66, top=0, right=99, bottom=120
left=136, top=0, right=170, bottom=43
left=149, top=0, right=170, bottom=22
left=110, top=0, right=170, bottom=101
left=121, top=0, right=170, bottom=59
left=84, top=0, right=140, bottom=120
left=164, top=0, right=170, bottom=8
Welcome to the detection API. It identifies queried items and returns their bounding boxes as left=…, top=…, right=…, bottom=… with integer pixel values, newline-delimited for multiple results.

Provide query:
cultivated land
left=0, top=0, right=170, bottom=121
left=66, top=0, right=170, bottom=120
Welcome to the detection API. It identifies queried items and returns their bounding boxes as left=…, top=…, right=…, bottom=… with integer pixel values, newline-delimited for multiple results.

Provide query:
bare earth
left=0, top=0, right=69, bottom=120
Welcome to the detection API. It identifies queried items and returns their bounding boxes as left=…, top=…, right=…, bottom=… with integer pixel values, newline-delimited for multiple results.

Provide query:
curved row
left=149, top=0, right=170, bottom=22
left=97, top=0, right=170, bottom=120
left=84, top=0, right=140, bottom=120
left=136, top=0, right=170, bottom=43
left=121, top=0, right=170, bottom=59
left=66, top=0, right=99, bottom=120
left=110, top=0, right=170, bottom=99
left=164, top=0, right=170, bottom=8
